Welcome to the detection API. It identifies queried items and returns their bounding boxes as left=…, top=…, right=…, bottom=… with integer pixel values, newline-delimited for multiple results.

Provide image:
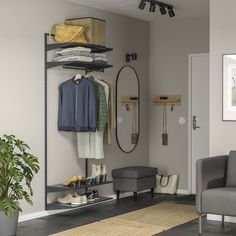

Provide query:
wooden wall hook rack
left=152, top=95, right=181, bottom=106
left=120, top=96, right=139, bottom=106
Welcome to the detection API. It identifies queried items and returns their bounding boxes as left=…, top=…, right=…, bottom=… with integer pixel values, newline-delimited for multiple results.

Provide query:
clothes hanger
left=74, top=72, right=82, bottom=80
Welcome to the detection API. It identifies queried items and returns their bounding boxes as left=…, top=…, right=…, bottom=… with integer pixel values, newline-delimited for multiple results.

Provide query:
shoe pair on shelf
left=63, top=175, right=85, bottom=186
left=87, top=164, right=107, bottom=184
left=57, top=193, right=87, bottom=205
left=85, top=190, right=99, bottom=202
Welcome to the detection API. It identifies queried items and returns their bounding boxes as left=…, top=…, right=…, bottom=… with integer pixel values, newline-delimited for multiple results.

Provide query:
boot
left=101, top=164, right=107, bottom=183
left=95, top=165, right=101, bottom=183
left=91, top=164, right=97, bottom=178
left=86, top=164, right=97, bottom=185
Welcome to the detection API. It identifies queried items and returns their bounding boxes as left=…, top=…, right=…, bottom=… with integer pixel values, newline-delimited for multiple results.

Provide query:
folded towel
left=55, top=51, right=92, bottom=57
left=53, top=53, right=93, bottom=61
left=55, top=55, right=93, bottom=62
left=93, top=53, right=107, bottom=58
left=94, top=57, right=108, bottom=62
left=57, top=46, right=92, bottom=55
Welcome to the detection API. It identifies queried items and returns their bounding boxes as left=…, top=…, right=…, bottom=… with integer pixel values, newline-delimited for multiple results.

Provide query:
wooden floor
left=17, top=193, right=236, bottom=236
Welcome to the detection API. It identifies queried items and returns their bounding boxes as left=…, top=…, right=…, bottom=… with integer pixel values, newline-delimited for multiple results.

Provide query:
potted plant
left=0, top=135, right=39, bottom=236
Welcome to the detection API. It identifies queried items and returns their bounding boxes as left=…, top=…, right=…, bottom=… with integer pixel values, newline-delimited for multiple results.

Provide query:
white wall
left=210, top=0, right=236, bottom=156
left=149, top=17, right=209, bottom=190
left=0, top=0, right=149, bottom=215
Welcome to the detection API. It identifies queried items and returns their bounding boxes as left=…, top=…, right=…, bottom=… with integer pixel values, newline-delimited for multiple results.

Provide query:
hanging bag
left=162, top=104, right=168, bottom=145
left=131, top=104, right=139, bottom=144
left=155, top=174, right=179, bottom=194
left=49, top=24, right=88, bottom=44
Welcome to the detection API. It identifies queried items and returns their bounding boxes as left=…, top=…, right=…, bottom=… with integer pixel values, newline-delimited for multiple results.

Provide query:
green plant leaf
left=0, top=135, right=39, bottom=216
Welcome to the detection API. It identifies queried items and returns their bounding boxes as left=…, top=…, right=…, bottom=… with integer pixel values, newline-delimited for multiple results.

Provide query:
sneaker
left=57, top=193, right=76, bottom=204
left=81, top=195, right=88, bottom=204
left=100, top=164, right=107, bottom=183
left=92, top=190, right=99, bottom=199
left=71, top=195, right=82, bottom=205
left=85, top=191, right=95, bottom=201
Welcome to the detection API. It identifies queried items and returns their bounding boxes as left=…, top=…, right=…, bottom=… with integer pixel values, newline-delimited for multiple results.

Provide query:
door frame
left=188, top=53, right=209, bottom=194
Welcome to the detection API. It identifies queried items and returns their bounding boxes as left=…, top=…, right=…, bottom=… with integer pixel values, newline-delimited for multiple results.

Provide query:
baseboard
left=207, top=214, right=236, bottom=223
left=176, top=189, right=190, bottom=195
left=154, top=189, right=190, bottom=195
left=19, top=211, right=50, bottom=222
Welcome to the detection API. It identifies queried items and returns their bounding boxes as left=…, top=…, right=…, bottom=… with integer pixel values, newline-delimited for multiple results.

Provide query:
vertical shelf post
left=44, top=33, right=48, bottom=210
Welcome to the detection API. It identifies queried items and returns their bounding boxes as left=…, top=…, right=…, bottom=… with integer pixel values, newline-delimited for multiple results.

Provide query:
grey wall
left=209, top=0, right=236, bottom=155
left=149, top=17, right=209, bottom=190
left=0, top=0, right=149, bottom=215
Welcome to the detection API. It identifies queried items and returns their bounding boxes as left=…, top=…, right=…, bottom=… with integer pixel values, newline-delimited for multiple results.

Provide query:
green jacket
left=87, top=75, right=107, bottom=131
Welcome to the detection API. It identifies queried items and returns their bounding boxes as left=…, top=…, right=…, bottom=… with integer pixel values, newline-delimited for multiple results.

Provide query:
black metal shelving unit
left=44, top=33, right=114, bottom=211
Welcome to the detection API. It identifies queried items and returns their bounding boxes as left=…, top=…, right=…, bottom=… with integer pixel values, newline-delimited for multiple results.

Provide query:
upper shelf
left=47, top=42, right=113, bottom=53
left=45, top=34, right=114, bottom=69
left=47, top=61, right=113, bottom=70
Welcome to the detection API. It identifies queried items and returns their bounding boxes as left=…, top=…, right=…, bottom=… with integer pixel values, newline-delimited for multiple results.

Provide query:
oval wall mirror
left=116, top=65, right=140, bottom=153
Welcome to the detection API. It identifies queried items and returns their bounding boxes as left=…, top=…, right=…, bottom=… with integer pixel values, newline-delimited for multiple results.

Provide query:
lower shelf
left=47, top=181, right=113, bottom=193
left=47, top=196, right=114, bottom=210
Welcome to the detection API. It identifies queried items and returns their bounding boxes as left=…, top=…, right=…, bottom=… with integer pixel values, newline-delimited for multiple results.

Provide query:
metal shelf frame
left=44, top=33, right=113, bottom=210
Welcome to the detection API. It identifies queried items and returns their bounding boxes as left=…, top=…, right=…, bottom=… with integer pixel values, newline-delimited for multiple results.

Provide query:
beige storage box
left=65, top=17, right=106, bottom=46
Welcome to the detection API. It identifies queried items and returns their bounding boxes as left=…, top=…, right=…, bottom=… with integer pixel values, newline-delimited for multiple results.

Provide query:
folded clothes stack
left=93, top=53, right=108, bottom=64
left=52, top=46, right=108, bottom=64
left=53, top=46, right=93, bottom=62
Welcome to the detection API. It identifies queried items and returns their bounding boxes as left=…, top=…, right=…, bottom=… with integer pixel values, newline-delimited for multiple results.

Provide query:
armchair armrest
left=196, top=155, right=228, bottom=213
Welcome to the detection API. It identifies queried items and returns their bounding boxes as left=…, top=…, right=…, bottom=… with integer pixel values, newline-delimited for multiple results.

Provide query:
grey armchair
left=196, top=151, right=236, bottom=234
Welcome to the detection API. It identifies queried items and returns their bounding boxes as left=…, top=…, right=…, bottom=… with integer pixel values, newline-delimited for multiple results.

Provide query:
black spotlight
left=159, top=5, right=167, bottom=15
left=138, top=0, right=146, bottom=10
left=149, top=2, right=156, bottom=12
left=168, top=7, right=175, bottom=17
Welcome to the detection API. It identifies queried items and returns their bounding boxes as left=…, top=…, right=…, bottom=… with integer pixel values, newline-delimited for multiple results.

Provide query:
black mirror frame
left=115, top=65, right=140, bottom=153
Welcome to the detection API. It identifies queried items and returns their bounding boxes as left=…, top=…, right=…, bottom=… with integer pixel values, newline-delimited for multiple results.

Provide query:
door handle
left=193, top=115, right=201, bottom=130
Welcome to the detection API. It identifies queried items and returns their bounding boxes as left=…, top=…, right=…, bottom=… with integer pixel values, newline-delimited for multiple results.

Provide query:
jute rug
left=50, top=202, right=198, bottom=236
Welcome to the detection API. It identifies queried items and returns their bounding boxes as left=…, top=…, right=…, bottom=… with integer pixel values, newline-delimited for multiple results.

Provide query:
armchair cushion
left=196, top=155, right=228, bottom=213
left=226, top=151, right=236, bottom=187
left=112, top=166, right=157, bottom=179
left=202, top=187, right=236, bottom=216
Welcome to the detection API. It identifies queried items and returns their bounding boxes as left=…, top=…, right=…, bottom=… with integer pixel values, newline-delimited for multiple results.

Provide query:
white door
left=189, top=54, right=209, bottom=194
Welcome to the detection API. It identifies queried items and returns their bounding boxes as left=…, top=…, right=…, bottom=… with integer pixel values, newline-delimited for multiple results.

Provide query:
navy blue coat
left=58, top=77, right=97, bottom=132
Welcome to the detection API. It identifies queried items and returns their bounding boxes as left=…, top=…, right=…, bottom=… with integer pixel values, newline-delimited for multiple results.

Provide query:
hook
left=125, top=104, right=130, bottom=111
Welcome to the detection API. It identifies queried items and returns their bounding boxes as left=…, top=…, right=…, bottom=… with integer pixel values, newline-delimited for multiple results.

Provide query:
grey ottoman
left=112, top=166, right=158, bottom=201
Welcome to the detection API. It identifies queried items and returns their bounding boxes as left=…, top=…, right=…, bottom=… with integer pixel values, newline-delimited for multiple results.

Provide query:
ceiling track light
left=138, top=0, right=175, bottom=18
left=159, top=5, right=167, bottom=15
left=168, top=7, right=175, bottom=17
left=149, top=2, right=156, bottom=13
left=138, top=0, right=146, bottom=10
